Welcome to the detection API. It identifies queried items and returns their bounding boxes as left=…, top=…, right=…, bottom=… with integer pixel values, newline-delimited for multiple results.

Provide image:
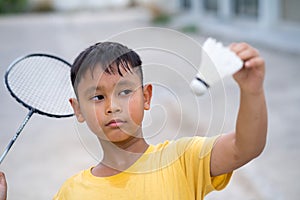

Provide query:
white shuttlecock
left=190, top=38, right=243, bottom=96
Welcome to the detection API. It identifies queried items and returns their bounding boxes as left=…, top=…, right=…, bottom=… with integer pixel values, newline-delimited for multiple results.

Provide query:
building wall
left=169, top=0, right=300, bottom=53
left=282, top=0, right=300, bottom=23
left=28, top=0, right=131, bottom=11
left=186, top=0, right=300, bottom=27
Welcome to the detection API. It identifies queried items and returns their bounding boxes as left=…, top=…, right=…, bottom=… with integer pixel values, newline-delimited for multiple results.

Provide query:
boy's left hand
left=0, top=172, right=7, bottom=200
left=230, top=43, right=265, bottom=95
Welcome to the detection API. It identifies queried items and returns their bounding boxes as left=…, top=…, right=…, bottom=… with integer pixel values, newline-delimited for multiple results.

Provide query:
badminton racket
left=0, top=53, right=75, bottom=165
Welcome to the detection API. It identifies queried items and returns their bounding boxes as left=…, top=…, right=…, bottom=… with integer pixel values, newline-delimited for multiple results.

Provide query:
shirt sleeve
left=177, top=136, right=232, bottom=198
left=52, top=182, right=67, bottom=200
left=52, top=173, right=79, bottom=200
left=201, top=136, right=232, bottom=193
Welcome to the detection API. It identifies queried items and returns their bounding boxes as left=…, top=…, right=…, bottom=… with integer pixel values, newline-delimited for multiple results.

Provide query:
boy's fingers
left=229, top=43, right=237, bottom=50
left=245, top=57, right=265, bottom=69
left=237, top=48, right=259, bottom=61
left=230, top=42, right=249, bottom=54
left=0, top=172, right=7, bottom=200
left=0, top=172, right=6, bottom=182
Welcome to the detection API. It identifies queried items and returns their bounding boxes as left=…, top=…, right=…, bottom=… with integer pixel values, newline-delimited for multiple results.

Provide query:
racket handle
left=0, top=109, right=34, bottom=165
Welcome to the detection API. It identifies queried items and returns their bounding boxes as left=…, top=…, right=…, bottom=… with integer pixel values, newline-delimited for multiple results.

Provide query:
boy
left=0, top=41, right=267, bottom=199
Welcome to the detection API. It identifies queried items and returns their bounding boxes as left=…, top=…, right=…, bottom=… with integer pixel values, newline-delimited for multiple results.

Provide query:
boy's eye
left=91, top=95, right=104, bottom=101
left=119, top=89, right=132, bottom=96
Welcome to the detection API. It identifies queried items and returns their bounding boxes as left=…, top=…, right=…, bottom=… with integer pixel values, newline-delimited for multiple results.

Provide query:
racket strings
left=7, top=56, right=75, bottom=116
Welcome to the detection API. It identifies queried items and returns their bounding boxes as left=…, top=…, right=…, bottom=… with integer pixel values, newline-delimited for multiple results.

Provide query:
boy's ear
left=69, top=98, right=85, bottom=123
left=143, top=84, right=152, bottom=110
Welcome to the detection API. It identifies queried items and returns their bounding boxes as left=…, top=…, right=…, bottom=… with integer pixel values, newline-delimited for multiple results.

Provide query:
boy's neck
left=93, top=136, right=149, bottom=177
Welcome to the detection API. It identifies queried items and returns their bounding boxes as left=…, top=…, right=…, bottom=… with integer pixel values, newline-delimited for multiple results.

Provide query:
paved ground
left=0, top=7, right=299, bottom=200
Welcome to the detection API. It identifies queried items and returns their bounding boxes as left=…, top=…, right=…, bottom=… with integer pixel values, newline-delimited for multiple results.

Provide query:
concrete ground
left=0, top=7, right=299, bottom=200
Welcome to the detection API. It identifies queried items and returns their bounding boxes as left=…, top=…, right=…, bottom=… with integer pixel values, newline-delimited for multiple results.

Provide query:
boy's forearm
left=235, top=89, right=268, bottom=161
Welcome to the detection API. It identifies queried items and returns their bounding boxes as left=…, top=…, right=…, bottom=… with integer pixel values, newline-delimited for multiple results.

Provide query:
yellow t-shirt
left=53, top=136, right=232, bottom=200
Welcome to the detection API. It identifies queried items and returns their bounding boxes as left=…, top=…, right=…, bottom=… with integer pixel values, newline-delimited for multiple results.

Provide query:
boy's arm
left=0, top=172, right=7, bottom=200
left=210, top=43, right=268, bottom=177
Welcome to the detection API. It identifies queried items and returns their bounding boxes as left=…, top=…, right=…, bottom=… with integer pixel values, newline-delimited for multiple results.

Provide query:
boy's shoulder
left=60, top=167, right=91, bottom=187
left=153, top=136, right=218, bottom=154
left=142, top=135, right=219, bottom=169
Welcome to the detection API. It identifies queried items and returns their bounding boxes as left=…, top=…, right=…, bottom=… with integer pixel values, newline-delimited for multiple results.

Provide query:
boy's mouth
left=105, top=119, right=126, bottom=128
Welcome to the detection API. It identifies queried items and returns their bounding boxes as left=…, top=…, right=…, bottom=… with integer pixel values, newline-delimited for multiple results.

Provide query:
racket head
left=4, top=53, right=75, bottom=118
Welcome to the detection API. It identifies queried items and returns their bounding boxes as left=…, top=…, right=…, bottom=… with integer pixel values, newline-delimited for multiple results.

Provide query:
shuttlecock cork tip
left=190, top=78, right=208, bottom=96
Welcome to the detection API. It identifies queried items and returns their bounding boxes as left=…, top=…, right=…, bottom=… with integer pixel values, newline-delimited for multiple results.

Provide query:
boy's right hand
left=0, top=172, right=7, bottom=200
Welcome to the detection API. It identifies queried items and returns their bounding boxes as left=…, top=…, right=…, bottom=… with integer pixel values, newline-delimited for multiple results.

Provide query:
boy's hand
left=0, top=172, right=7, bottom=200
left=230, top=43, right=265, bottom=95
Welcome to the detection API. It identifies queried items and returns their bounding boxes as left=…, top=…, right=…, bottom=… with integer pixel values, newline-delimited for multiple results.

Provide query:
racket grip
left=0, top=109, right=34, bottom=165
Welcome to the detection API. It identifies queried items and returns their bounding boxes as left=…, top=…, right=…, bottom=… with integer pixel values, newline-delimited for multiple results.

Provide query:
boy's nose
left=105, top=99, right=122, bottom=114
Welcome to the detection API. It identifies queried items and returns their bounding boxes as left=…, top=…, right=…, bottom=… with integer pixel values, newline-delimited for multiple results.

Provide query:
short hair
left=71, top=42, right=143, bottom=95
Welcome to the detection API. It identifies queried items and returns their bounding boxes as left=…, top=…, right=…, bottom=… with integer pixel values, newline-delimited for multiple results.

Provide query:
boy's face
left=70, top=64, right=152, bottom=143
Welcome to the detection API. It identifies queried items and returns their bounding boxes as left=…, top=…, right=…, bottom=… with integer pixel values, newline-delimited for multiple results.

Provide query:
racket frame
left=4, top=53, right=74, bottom=118
left=1, top=53, right=74, bottom=165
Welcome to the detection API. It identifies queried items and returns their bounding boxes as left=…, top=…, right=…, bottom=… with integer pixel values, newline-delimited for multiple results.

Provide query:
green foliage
left=0, top=0, right=28, bottom=14
left=151, top=14, right=171, bottom=25
left=180, top=24, right=199, bottom=33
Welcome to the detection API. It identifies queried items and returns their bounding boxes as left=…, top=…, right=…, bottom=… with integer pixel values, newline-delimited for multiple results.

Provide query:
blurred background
left=0, top=0, right=299, bottom=199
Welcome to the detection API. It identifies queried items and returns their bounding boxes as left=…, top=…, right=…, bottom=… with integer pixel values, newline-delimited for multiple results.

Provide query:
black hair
left=71, top=42, right=143, bottom=95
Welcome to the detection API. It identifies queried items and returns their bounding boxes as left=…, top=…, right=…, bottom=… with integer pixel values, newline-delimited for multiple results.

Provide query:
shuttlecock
left=190, top=38, right=243, bottom=96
